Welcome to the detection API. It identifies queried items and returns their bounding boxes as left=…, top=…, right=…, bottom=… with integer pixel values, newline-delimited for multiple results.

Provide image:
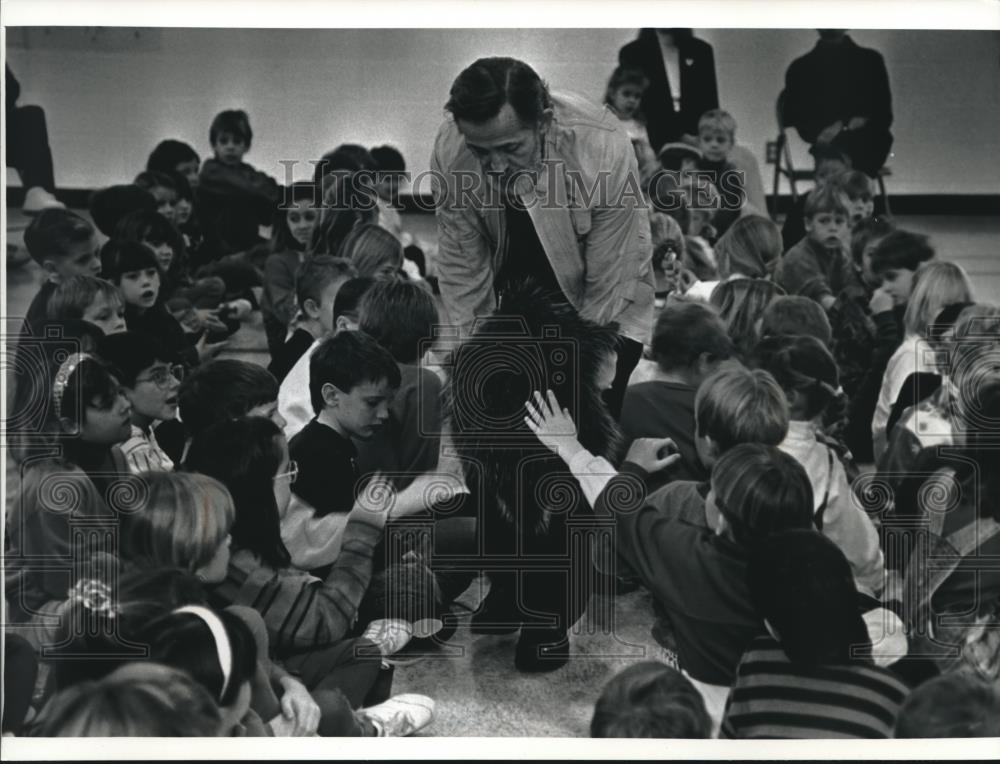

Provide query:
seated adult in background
left=6, top=64, right=64, bottom=215
left=783, top=30, right=893, bottom=177
left=618, top=29, right=719, bottom=151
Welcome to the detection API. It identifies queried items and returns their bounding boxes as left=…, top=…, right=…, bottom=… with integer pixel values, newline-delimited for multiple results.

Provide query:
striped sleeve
left=721, top=639, right=908, bottom=739
left=216, top=508, right=386, bottom=654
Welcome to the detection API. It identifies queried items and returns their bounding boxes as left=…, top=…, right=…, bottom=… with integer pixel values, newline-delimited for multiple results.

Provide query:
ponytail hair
left=754, top=334, right=841, bottom=421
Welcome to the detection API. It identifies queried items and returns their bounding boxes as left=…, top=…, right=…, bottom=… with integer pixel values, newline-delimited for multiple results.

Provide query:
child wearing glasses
left=96, top=331, right=183, bottom=473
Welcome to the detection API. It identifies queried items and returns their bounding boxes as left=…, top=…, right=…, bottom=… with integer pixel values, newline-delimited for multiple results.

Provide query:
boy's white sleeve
left=566, top=448, right=619, bottom=508
left=822, top=457, right=886, bottom=595
left=280, top=492, right=348, bottom=571
left=278, top=349, right=314, bottom=441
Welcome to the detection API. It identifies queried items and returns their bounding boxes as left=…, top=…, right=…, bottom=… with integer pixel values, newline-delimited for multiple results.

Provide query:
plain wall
left=6, top=28, right=1000, bottom=195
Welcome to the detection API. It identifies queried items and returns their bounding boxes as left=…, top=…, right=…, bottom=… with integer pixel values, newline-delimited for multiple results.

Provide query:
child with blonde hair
left=695, top=109, right=744, bottom=237
left=46, top=275, right=126, bottom=336
left=32, top=662, right=224, bottom=737
left=117, top=469, right=436, bottom=736
left=872, top=260, right=973, bottom=458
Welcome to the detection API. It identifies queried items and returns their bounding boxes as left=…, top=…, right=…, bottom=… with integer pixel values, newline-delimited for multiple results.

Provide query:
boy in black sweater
left=289, top=330, right=401, bottom=518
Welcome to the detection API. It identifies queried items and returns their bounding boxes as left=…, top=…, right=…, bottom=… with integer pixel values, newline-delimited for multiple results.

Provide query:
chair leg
left=771, top=157, right=781, bottom=219
left=877, top=173, right=891, bottom=216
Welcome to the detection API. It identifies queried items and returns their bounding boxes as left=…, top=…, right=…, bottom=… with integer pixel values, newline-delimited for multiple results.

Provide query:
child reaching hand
left=524, top=390, right=814, bottom=731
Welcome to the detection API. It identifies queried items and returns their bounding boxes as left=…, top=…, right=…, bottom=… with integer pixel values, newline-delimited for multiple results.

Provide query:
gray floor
left=5, top=208, right=999, bottom=736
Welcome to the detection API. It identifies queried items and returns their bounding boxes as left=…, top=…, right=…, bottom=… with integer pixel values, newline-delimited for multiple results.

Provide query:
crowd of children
left=4, top=58, right=999, bottom=742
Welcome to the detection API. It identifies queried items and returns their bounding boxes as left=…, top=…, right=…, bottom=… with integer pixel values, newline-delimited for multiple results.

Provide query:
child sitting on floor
left=722, top=530, right=909, bottom=739
left=370, top=144, right=407, bottom=243
left=20, top=209, right=102, bottom=339
left=274, top=259, right=362, bottom=421
left=198, top=109, right=282, bottom=258
left=839, top=169, right=876, bottom=227
left=147, top=138, right=200, bottom=191
left=754, top=334, right=885, bottom=595
left=133, top=170, right=179, bottom=223
left=261, top=182, right=322, bottom=356
left=115, top=476, right=435, bottom=736
left=759, top=295, right=833, bottom=346
left=604, top=66, right=657, bottom=184
left=695, top=109, right=744, bottom=236
left=31, top=663, right=224, bottom=737
left=176, top=358, right=285, bottom=467
left=524, top=392, right=814, bottom=732
left=872, top=260, right=973, bottom=458
left=894, top=672, right=1000, bottom=738
left=621, top=301, right=735, bottom=488
left=590, top=661, right=711, bottom=738
left=96, top=331, right=182, bottom=473
left=354, top=279, right=443, bottom=486
left=46, top=275, right=127, bottom=336
left=288, top=331, right=400, bottom=519
left=88, top=185, right=157, bottom=240
left=774, top=183, right=860, bottom=311
left=100, top=239, right=214, bottom=368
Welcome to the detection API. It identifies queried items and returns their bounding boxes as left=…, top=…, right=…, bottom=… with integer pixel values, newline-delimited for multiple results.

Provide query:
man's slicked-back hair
left=445, top=57, right=552, bottom=125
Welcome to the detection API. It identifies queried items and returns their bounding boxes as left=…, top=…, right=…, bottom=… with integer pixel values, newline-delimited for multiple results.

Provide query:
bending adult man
left=431, top=56, right=654, bottom=419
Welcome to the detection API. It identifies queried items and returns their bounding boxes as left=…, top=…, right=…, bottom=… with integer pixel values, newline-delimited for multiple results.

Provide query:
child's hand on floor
left=624, top=437, right=681, bottom=474
left=524, top=389, right=584, bottom=461
left=277, top=675, right=321, bottom=736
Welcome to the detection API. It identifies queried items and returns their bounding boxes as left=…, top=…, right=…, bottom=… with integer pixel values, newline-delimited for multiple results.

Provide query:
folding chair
left=771, top=90, right=891, bottom=218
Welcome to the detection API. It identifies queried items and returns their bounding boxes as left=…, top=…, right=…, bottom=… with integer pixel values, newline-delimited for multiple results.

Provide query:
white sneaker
left=22, top=187, right=65, bottom=215
left=360, top=694, right=435, bottom=737
left=360, top=618, right=413, bottom=656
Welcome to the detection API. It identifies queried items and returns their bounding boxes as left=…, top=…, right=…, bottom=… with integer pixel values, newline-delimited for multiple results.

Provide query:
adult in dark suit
left=618, top=28, right=719, bottom=152
left=783, top=30, right=894, bottom=177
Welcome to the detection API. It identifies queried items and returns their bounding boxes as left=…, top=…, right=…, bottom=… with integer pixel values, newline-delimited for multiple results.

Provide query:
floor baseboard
left=6, top=186, right=998, bottom=218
